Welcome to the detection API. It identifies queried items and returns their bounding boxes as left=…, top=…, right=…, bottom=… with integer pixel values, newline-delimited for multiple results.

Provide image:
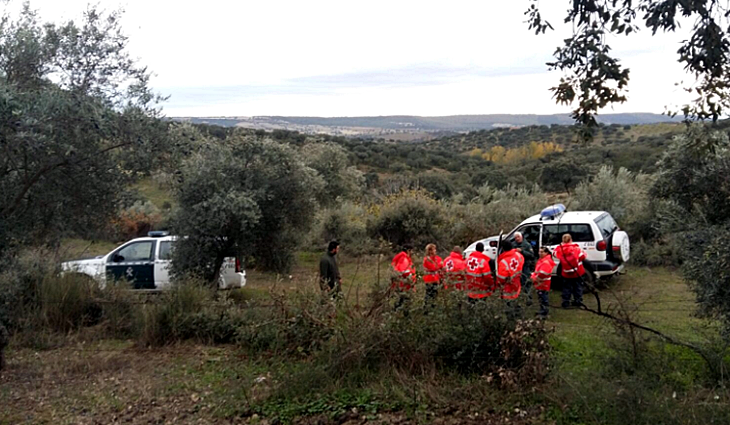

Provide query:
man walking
left=319, top=240, right=342, bottom=296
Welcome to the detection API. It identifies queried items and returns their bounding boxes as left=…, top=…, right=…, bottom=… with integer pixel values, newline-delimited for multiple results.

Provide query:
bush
left=0, top=247, right=63, bottom=331
left=368, top=190, right=447, bottom=250
left=110, top=200, right=163, bottom=240
left=238, top=287, right=551, bottom=400
left=137, top=279, right=235, bottom=346
left=573, top=165, right=655, bottom=239
left=236, top=290, right=336, bottom=357
left=318, top=293, right=548, bottom=379
left=37, top=274, right=102, bottom=333
left=630, top=239, right=681, bottom=267
left=447, top=184, right=549, bottom=246
left=312, top=202, right=375, bottom=255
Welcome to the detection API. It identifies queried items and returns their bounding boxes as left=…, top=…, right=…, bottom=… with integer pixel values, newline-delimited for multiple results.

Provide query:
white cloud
left=5, top=0, right=695, bottom=116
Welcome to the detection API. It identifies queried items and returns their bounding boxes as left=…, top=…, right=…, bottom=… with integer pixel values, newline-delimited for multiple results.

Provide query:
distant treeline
left=174, top=113, right=681, bottom=131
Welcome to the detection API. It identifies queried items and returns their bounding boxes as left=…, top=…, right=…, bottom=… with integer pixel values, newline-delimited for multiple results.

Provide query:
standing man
left=466, top=242, right=493, bottom=301
left=531, top=247, right=556, bottom=318
left=555, top=234, right=587, bottom=308
left=514, top=232, right=535, bottom=305
left=319, top=240, right=342, bottom=296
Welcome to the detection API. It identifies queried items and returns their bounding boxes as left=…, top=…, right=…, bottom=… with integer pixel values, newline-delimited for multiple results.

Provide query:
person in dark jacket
left=514, top=231, right=536, bottom=305
left=319, top=241, right=341, bottom=295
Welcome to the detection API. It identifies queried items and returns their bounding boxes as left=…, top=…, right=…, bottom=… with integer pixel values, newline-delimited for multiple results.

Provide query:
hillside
left=173, top=113, right=681, bottom=139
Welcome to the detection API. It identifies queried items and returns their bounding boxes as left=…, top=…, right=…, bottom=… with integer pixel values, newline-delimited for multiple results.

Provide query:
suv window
left=109, top=241, right=155, bottom=263
left=159, top=241, right=174, bottom=260
left=595, top=214, right=618, bottom=239
left=542, top=224, right=594, bottom=245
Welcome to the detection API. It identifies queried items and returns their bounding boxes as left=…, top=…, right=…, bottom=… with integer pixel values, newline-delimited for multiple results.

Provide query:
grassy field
left=3, top=260, right=720, bottom=424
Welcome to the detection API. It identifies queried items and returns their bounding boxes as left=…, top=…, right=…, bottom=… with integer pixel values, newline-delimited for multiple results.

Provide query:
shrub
left=248, top=288, right=551, bottom=397
left=630, top=239, right=681, bottom=267
left=37, top=274, right=102, bottom=333
left=110, top=200, right=163, bottom=240
left=447, top=184, right=549, bottom=246
left=137, top=279, right=223, bottom=346
left=235, top=290, right=336, bottom=357
left=312, top=202, right=374, bottom=255
left=573, top=165, right=655, bottom=239
left=367, top=190, right=447, bottom=250
left=0, top=247, right=63, bottom=331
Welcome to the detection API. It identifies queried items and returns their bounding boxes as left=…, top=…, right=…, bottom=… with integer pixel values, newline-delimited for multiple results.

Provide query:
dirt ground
left=0, top=341, right=544, bottom=424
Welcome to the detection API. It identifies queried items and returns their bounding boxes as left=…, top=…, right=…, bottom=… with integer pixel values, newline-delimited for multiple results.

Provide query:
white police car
left=465, top=204, right=630, bottom=281
left=61, top=232, right=246, bottom=290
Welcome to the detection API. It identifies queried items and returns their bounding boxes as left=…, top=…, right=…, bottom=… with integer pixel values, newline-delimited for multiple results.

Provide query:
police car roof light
left=540, top=204, right=566, bottom=220
left=148, top=231, right=170, bottom=237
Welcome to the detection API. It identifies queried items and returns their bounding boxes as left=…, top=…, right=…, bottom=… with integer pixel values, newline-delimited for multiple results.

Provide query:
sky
left=5, top=0, right=695, bottom=117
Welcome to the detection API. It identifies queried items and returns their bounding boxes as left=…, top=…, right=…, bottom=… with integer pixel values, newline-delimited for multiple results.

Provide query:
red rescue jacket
left=497, top=249, right=524, bottom=299
left=391, top=251, right=416, bottom=291
left=422, top=255, right=443, bottom=284
left=466, top=251, right=494, bottom=299
left=555, top=243, right=586, bottom=278
left=531, top=255, right=556, bottom=291
left=443, top=251, right=467, bottom=290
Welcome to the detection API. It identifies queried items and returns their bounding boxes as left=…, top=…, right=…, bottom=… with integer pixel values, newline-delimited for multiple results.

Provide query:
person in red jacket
left=531, top=247, right=556, bottom=318
left=496, top=240, right=525, bottom=300
left=422, top=243, right=443, bottom=304
left=466, top=242, right=494, bottom=300
left=443, top=246, right=467, bottom=290
left=391, top=244, right=416, bottom=292
left=554, top=234, right=587, bottom=308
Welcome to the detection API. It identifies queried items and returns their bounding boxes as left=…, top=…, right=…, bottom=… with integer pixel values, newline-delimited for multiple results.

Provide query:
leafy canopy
left=527, top=0, right=730, bottom=139
left=171, top=131, right=323, bottom=279
left=0, top=4, right=165, bottom=255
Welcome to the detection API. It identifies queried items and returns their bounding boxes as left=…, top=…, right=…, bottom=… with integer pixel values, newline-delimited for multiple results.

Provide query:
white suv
left=61, top=232, right=246, bottom=290
left=465, top=205, right=630, bottom=281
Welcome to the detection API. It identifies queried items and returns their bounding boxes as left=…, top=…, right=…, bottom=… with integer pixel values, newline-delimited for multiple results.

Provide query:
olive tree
left=0, top=4, right=166, bottom=256
left=653, top=126, right=730, bottom=336
left=171, top=133, right=323, bottom=280
left=300, top=141, right=364, bottom=206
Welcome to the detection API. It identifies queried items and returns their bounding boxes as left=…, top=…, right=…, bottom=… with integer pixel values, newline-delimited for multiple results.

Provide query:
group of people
left=319, top=233, right=589, bottom=319
left=389, top=233, right=589, bottom=318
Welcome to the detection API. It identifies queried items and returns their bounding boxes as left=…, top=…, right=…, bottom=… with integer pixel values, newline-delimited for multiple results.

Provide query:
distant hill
left=172, top=113, right=681, bottom=138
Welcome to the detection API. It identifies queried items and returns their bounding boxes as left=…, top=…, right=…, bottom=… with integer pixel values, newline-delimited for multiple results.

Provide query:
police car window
left=159, top=241, right=174, bottom=261
left=112, top=241, right=154, bottom=262
left=542, top=224, right=594, bottom=245
left=595, top=215, right=618, bottom=238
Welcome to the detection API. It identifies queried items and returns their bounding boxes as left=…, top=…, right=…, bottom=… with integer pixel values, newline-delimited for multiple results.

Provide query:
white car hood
left=62, top=256, right=106, bottom=282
